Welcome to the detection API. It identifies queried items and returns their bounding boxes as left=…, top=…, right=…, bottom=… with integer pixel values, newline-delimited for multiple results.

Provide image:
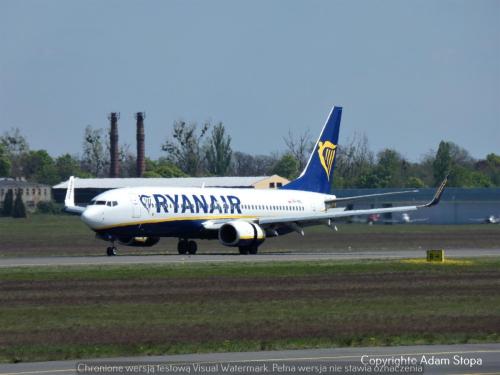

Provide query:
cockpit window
left=89, top=200, right=117, bottom=206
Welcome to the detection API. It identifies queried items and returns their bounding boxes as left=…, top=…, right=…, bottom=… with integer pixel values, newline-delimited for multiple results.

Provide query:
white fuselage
left=81, top=186, right=330, bottom=239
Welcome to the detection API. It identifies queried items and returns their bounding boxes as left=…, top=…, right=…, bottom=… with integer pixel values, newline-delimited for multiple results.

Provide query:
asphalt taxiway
left=0, top=248, right=498, bottom=268
left=0, top=343, right=499, bottom=375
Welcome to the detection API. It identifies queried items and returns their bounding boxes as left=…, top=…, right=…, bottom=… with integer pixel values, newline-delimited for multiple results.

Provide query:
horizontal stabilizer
left=64, top=176, right=86, bottom=215
left=325, top=189, right=419, bottom=204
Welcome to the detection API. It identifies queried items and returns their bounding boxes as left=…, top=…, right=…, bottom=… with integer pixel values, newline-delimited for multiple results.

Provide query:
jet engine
left=117, top=236, right=160, bottom=247
left=218, top=221, right=265, bottom=247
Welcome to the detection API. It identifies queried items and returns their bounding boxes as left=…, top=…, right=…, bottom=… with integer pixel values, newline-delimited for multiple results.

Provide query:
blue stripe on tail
left=281, top=106, right=342, bottom=194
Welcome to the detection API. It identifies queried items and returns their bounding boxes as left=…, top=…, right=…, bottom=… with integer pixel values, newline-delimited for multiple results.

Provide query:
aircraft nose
left=81, top=207, right=100, bottom=228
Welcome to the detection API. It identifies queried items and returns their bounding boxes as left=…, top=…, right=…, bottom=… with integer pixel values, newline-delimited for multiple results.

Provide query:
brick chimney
left=108, top=112, right=120, bottom=177
left=135, top=112, right=146, bottom=177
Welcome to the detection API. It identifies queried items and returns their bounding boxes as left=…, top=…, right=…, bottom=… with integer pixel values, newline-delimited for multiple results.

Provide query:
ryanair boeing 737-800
left=64, top=106, right=447, bottom=256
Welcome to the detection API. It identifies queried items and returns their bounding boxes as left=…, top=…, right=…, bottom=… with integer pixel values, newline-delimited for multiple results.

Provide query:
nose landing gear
left=177, top=239, right=197, bottom=255
left=106, top=246, right=117, bottom=256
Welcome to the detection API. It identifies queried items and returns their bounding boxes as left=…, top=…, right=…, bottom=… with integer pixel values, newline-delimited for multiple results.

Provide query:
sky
left=0, top=0, right=499, bottom=162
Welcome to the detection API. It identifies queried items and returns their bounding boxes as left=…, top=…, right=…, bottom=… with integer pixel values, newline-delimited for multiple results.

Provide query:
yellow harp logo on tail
left=318, top=141, right=337, bottom=180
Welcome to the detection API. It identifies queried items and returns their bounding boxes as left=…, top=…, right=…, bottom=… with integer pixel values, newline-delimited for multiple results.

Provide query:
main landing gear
left=177, top=239, right=197, bottom=255
left=238, top=245, right=258, bottom=255
left=106, top=245, right=117, bottom=256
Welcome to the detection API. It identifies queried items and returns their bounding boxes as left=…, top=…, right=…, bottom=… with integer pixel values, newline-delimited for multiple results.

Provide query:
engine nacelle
left=218, top=221, right=265, bottom=247
left=117, top=236, right=160, bottom=247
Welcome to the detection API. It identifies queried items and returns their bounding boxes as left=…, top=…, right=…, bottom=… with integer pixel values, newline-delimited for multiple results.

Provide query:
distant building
left=52, top=175, right=290, bottom=205
left=0, top=178, right=52, bottom=212
left=335, top=187, right=500, bottom=225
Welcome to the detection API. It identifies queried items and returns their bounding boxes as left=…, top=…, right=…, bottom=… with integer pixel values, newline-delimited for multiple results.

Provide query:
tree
left=205, top=122, right=232, bottom=176
left=230, top=152, right=255, bottom=176
left=449, top=166, right=492, bottom=187
left=448, top=142, right=475, bottom=167
left=373, top=149, right=406, bottom=188
left=405, top=176, right=425, bottom=188
left=2, top=189, right=13, bottom=216
left=55, top=154, right=88, bottom=181
left=271, top=154, right=299, bottom=180
left=433, top=141, right=452, bottom=186
left=477, top=153, right=500, bottom=186
left=81, top=126, right=108, bottom=177
left=145, top=158, right=186, bottom=178
left=23, top=150, right=59, bottom=185
left=409, top=151, right=435, bottom=187
left=117, top=143, right=136, bottom=177
left=283, top=129, right=312, bottom=173
left=0, top=144, right=11, bottom=177
left=333, top=132, right=374, bottom=188
left=12, top=190, right=27, bottom=218
left=229, top=152, right=279, bottom=176
left=0, top=128, right=29, bottom=177
left=162, top=121, right=209, bottom=176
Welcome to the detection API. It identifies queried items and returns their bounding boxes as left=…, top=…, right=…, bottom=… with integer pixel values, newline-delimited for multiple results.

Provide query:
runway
left=0, top=343, right=499, bottom=374
left=0, top=249, right=499, bottom=268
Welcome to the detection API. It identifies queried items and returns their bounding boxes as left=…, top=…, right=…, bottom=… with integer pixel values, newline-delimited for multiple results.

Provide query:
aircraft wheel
left=106, top=246, right=117, bottom=256
left=177, top=240, right=188, bottom=255
left=187, top=240, right=197, bottom=255
left=238, top=246, right=249, bottom=255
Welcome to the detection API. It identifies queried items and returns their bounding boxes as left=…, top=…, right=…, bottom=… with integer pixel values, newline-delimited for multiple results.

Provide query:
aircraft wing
left=324, top=189, right=418, bottom=204
left=202, top=177, right=447, bottom=230
left=258, top=205, right=418, bottom=226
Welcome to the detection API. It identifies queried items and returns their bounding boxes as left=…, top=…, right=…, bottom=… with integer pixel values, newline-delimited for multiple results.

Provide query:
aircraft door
left=130, top=194, right=141, bottom=218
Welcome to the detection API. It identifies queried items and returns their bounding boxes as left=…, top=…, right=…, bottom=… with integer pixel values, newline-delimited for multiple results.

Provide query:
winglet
left=423, top=175, right=448, bottom=208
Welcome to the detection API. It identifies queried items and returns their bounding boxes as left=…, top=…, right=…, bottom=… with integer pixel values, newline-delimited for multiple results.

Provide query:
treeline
left=0, top=122, right=499, bottom=188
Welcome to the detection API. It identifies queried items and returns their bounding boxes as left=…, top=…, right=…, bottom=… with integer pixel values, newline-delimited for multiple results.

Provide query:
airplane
left=470, top=215, right=500, bottom=224
left=384, top=213, right=429, bottom=224
left=341, top=213, right=381, bottom=225
left=64, top=106, right=448, bottom=256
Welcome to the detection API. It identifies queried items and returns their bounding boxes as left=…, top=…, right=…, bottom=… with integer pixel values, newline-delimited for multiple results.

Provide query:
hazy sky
left=0, top=0, right=498, bottom=161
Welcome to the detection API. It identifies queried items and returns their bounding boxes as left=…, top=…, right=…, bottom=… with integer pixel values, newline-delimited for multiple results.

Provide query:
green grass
left=1, top=258, right=499, bottom=362
left=2, top=257, right=499, bottom=281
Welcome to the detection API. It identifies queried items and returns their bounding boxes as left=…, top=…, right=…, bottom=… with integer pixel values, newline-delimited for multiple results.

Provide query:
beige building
left=252, top=175, right=290, bottom=189
left=0, top=178, right=52, bottom=211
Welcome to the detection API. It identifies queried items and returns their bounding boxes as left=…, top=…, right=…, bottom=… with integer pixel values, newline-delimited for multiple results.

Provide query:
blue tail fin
left=281, top=106, right=342, bottom=194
